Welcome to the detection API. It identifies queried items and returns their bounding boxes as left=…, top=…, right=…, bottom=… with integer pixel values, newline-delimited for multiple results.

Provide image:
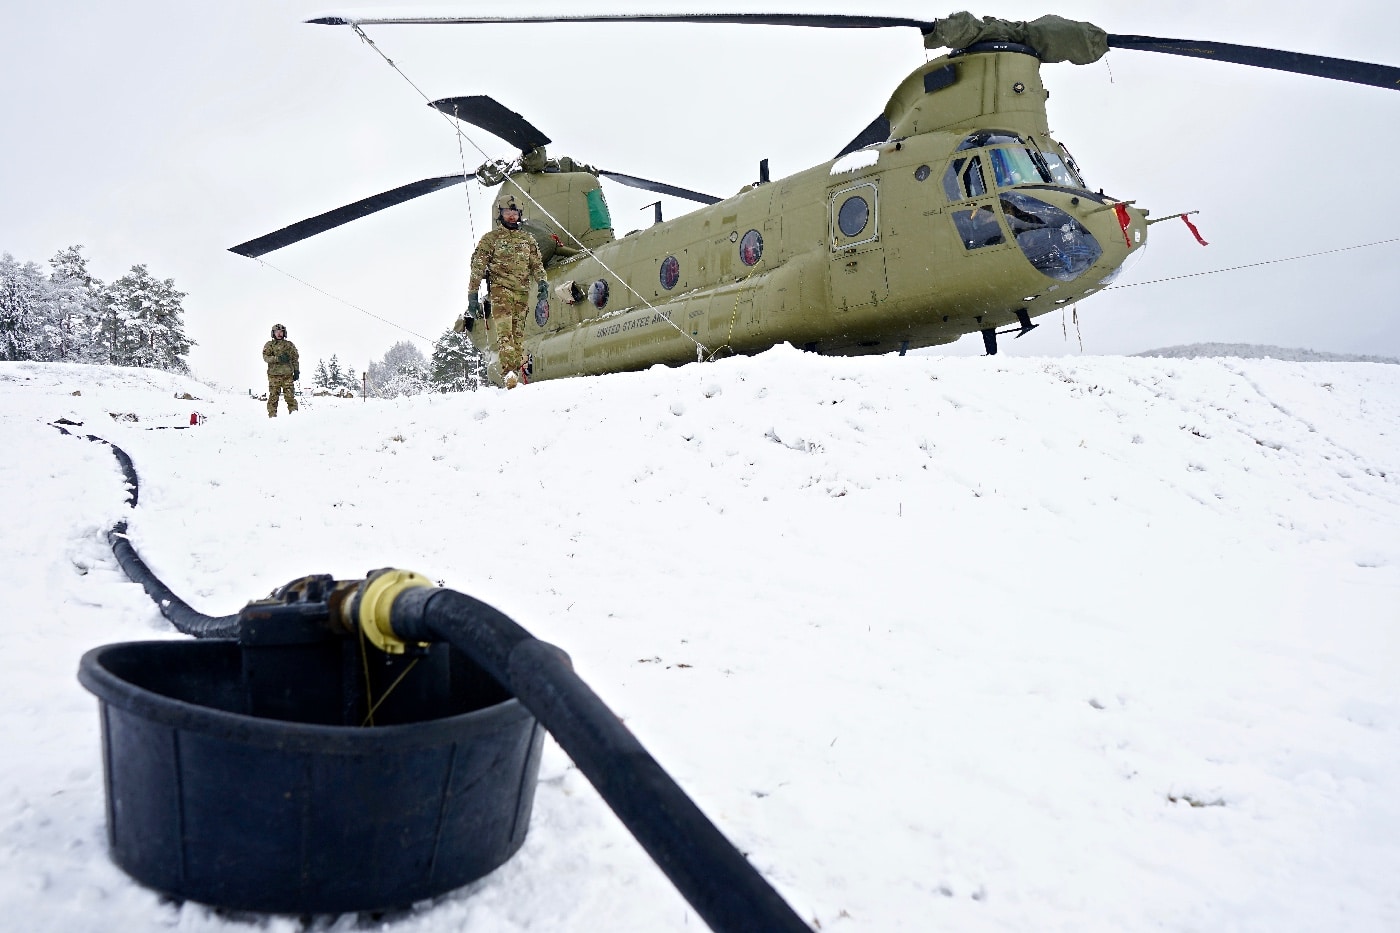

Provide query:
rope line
left=1109, top=235, right=1400, bottom=290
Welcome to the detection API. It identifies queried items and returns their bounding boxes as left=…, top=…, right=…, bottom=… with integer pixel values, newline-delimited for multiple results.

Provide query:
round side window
left=739, top=229, right=763, bottom=266
left=914, top=164, right=931, bottom=182
left=589, top=279, right=610, bottom=308
left=534, top=298, right=550, bottom=327
left=837, top=196, right=869, bottom=238
left=660, top=255, right=680, bottom=290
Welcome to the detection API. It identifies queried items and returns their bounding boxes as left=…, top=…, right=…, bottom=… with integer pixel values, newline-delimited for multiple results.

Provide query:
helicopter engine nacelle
left=501, top=170, right=616, bottom=260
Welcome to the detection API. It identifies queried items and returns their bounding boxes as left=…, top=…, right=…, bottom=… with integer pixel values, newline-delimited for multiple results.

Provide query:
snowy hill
left=1135, top=342, right=1400, bottom=364
left=3, top=351, right=1398, bottom=932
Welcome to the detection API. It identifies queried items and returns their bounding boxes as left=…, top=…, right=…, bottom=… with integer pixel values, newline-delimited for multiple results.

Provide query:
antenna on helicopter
left=758, top=159, right=770, bottom=185
left=643, top=202, right=663, bottom=225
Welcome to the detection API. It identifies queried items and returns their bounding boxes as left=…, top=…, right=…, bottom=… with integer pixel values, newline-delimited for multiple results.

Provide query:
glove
left=277, top=352, right=290, bottom=364
left=294, top=370, right=300, bottom=381
left=464, top=316, right=474, bottom=332
left=537, top=281, right=549, bottom=302
left=468, top=293, right=480, bottom=317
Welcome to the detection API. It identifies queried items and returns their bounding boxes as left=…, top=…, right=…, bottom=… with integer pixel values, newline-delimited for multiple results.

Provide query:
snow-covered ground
left=3, top=350, right=1398, bottom=932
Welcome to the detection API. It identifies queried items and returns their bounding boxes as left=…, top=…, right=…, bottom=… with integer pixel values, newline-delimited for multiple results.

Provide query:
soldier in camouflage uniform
left=467, top=194, right=548, bottom=389
left=262, top=323, right=300, bottom=417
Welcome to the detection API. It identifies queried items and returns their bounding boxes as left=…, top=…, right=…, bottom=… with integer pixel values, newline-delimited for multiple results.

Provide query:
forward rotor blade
left=310, top=13, right=936, bottom=30
left=599, top=172, right=721, bottom=206
left=429, top=96, right=551, bottom=152
left=1108, top=35, right=1400, bottom=91
left=230, top=174, right=467, bottom=257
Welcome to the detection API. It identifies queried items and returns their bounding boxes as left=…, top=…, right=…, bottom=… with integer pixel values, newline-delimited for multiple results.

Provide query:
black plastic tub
left=78, top=638, right=544, bottom=914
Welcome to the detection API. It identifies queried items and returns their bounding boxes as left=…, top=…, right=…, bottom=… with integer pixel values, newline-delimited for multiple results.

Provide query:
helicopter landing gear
left=984, top=309, right=1039, bottom=355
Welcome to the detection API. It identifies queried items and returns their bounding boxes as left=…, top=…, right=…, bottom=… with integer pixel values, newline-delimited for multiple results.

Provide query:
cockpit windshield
left=989, top=147, right=1047, bottom=187
left=1037, top=142, right=1086, bottom=188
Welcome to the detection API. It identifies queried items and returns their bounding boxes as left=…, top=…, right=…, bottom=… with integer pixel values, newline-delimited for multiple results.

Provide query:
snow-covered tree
left=367, top=340, right=429, bottom=398
left=45, top=245, right=105, bottom=362
left=101, top=265, right=195, bottom=372
left=429, top=328, right=487, bottom=392
left=0, top=253, right=50, bottom=361
left=313, top=359, right=330, bottom=388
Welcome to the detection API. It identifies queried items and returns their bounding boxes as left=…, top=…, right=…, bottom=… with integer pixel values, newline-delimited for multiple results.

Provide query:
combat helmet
left=496, top=193, right=523, bottom=228
left=270, top=323, right=287, bottom=338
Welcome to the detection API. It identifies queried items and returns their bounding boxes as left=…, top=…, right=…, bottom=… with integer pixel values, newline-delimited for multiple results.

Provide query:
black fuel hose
left=389, top=586, right=812, bottom=933
left=55, top=424, right=240, bottom=639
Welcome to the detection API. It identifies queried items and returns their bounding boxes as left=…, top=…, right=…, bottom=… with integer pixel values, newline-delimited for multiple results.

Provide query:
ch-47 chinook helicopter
left=231, top=12, right=1400, bottom=387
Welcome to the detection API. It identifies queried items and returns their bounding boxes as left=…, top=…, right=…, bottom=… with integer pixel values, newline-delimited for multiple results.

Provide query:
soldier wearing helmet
left=465, top=192, right=548, bottom=389
left=262, top=323, right=300, bottom=417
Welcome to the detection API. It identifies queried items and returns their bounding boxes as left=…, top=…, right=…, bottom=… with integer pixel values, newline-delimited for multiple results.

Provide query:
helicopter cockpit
left=943, top=129, right=1102, bottom=282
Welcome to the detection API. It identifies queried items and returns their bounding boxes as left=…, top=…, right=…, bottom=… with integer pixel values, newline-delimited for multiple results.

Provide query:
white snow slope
left=2, top=349, right=1398, bottom=933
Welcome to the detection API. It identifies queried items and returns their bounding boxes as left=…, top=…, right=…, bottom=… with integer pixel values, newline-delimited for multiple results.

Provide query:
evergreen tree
left=340, top=363, right=360, bottom=393
left=102, top=265, right=195, bottom=372
left=314, top=359, right=330, bottom=388
left=429, top=328, right=487, bottom=392
left=326, top=354, right=343, bottom=387
left=0, top=253, right=50, bottom=361
left=46, top=245, right=105, bottom=362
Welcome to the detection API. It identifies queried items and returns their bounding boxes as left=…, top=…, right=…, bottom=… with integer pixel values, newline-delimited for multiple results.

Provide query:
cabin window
left=589, top=278, right=610, bottom=308
left=660, top=255, right=680, bottom=290
left=914, top=164, right=931, bottom=182
left=535, top=298, right=550, bottom=327
left=829, top=181, right=879, bottom=250
left=951, top=206, right=1005, bottom=250
left=989, top=147, right=1048, bottom=187
left=837, top=196, right=869, bottom=238
left=740, top=229, right=764, bottom=266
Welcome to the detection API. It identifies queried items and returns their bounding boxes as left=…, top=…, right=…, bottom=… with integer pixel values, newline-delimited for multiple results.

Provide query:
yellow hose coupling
left=356, top=568, right=434, bottom=654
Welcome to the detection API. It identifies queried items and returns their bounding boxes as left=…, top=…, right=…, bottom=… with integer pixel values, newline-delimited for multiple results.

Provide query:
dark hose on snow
left=387, top=585, right=812, bottom=933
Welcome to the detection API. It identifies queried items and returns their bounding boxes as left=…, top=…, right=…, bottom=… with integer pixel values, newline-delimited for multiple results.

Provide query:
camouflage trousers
left=268, top=374, right=298, bottom=416
left=491, top=295, right=528, bottom=380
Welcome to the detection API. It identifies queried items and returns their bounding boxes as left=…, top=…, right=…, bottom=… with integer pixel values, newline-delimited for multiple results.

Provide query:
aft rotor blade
left=835, top=115, right=892, bottom=159
left=429, top=96, right=551, bottom=152
left=599, top=172, right=721, bottom=206
left=1108, top=35, right=1400, bottom=91
left=230, top=174, right=467, bottom=257
left=310, top=13, right=936, bottom=30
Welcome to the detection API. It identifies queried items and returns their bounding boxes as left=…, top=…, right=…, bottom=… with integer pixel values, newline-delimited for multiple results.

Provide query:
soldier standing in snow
left=262, top=323, right=300, bottom=417
left=466, top=193, right=548, bottom=389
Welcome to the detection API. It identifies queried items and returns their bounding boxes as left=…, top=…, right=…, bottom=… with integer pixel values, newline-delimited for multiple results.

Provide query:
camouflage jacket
left=262, top=338, right=300, bottom=377
left=468, top=226, right=546, bottom=301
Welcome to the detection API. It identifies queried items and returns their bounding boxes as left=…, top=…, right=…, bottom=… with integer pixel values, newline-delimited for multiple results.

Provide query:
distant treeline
left=315, top=333, right=489, bottom=398
left=0, top=245, right=193, bottom=371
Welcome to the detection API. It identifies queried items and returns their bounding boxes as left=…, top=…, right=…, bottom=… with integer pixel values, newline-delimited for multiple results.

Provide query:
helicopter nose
left=1000, top=192, right=1103, bottom=281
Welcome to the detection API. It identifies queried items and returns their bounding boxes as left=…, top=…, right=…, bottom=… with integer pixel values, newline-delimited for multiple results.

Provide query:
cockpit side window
left=962, top=157, right=987, bottom=198
left=941, top=156, right=988, bottom=200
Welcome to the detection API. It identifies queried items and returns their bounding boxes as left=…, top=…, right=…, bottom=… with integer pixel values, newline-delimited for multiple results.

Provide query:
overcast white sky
left=4, top=1, right=1399, bottom=389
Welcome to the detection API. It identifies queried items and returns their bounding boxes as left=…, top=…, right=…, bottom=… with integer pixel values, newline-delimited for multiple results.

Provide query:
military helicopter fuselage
left=236, top=12, right=1397, bottom=390
left=480, top=46, right=1145, bottom=384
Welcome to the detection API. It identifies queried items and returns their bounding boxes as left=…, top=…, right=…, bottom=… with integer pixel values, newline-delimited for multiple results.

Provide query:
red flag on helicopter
left=1181, top=213, right=1209, bottom=246
left=1112, top=203, right=1132, bottom=247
